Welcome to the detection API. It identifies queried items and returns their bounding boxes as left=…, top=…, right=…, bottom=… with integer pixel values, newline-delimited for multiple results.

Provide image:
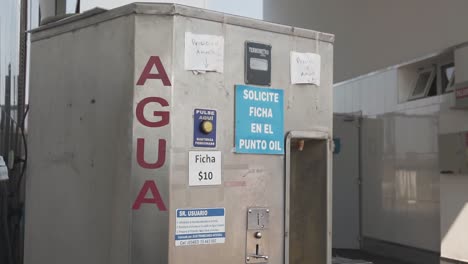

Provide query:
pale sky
left=80, top=0, right=263, bottom=19
left=0, top=0, right=20, bottom=106
left=206, top=0, right=263, bottom=20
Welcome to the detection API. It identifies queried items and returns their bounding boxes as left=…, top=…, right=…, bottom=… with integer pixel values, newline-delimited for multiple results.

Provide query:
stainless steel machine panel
left=26, top=3, right=334, bottom=264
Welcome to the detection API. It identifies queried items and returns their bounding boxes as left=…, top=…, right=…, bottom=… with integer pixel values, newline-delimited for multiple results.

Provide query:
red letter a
left=132, top=180, right=167, bottom=211
left=136, top=56, right=171, bottom=86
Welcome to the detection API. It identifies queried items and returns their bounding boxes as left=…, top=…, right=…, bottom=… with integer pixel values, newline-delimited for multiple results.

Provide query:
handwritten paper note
left=185, top=32, right=224, bottom=73
left=290, top=52, right=321, bottom=85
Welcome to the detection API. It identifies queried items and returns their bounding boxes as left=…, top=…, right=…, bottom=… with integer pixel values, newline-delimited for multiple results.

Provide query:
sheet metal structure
left=24, top=3, right=334, bottom=264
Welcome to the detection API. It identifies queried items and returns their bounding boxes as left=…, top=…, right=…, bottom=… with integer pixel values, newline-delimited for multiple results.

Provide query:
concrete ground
left=333, top=249, right=411, bottom=264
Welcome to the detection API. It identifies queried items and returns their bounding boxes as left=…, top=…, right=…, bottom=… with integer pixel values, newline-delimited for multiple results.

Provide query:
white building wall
left=335, top=69, right=441, bottom=252
left=336, top=47, right=468, bottom=261
left=439, top=45, right=468, bottom=263
left=334, top=69, right=398, bottom=116
left=360, top=113, right=440, bottom=251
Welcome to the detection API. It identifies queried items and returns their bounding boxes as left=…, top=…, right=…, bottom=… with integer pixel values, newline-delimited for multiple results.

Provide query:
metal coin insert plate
left=247, top=208, right=270, bottom=230
left=246, top=208, right=270, bottom=263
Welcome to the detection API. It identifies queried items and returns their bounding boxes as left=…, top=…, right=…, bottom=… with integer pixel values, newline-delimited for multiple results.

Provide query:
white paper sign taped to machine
left=175, top=208, right=225, bottom=246
left=185, top=32, right=224, bottom=72
left=188, top=151, right=222, bottom=186
left=290, top=51, right=321, bottom=85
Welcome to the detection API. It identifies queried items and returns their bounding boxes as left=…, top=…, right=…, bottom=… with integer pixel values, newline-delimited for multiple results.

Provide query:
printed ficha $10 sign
left=189, top=151, right=221, bottom=186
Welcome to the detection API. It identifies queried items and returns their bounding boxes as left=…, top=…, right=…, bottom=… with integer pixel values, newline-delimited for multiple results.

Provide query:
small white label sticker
left=185, top=32, right=224, bottom=72
left=176, top=208, right=225, bottom=246
left=189, top=151, right=222, bottom=186
left=290, top=51, right=321, bottom=85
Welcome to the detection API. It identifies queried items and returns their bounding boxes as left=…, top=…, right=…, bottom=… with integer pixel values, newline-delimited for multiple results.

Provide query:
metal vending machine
left=25, top=3, right=334, bottom=264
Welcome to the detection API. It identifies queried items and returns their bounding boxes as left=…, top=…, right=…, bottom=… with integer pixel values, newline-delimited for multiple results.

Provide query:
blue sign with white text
left=193, top=109, right=217, bottom=148
left=175, top=208, right=225, bottom=246
left=235, top=85, right=284, bottom=155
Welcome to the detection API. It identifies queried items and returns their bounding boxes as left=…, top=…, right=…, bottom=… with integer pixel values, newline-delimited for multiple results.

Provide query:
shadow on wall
left=440, top=174, right=468, bottom=262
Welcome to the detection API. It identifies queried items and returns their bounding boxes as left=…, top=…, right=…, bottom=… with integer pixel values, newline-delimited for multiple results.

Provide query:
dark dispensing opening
left=286, top=135, right=329, bottom=264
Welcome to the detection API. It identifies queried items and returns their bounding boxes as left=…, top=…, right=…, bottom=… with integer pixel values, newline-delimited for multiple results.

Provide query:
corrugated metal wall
left=334, top=68, right=443, bottom=252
